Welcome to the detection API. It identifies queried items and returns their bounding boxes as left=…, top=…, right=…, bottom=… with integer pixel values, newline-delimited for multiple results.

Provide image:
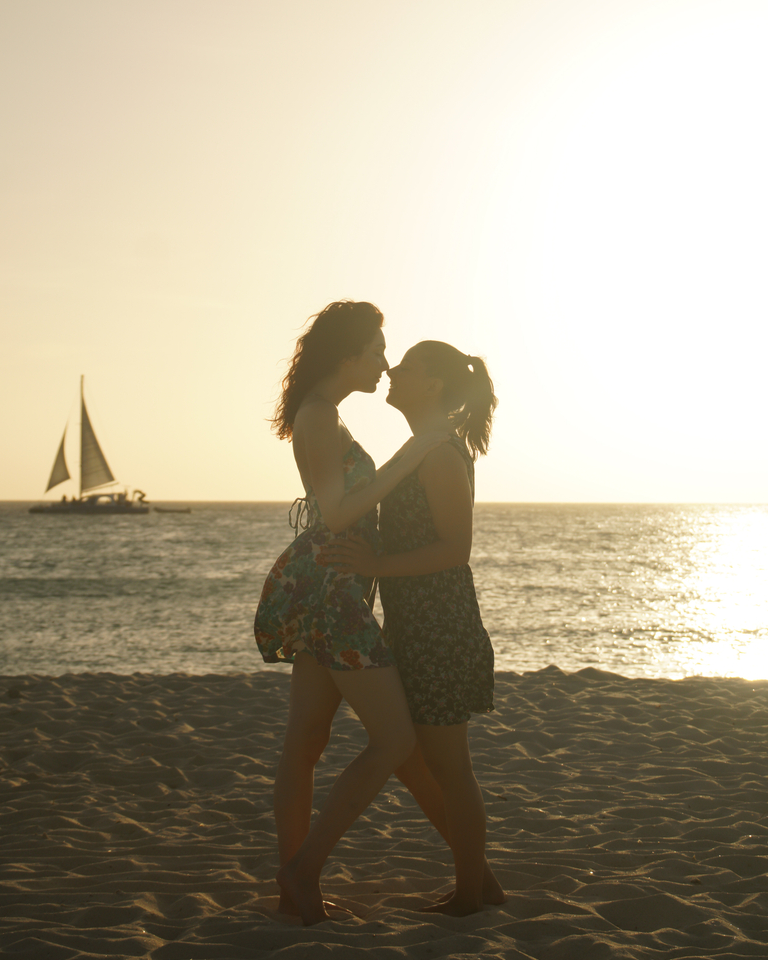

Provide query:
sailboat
left=29, top=377, right=149, bottom=515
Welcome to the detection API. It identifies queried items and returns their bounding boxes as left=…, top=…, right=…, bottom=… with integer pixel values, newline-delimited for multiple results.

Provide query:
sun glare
left=473, top=4, right=768, bottom=501
left=683, top=511, right=768, bottom=680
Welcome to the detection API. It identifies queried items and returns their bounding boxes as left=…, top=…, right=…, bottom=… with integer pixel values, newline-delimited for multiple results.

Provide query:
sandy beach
left=1, top=667, right=767, bottom=959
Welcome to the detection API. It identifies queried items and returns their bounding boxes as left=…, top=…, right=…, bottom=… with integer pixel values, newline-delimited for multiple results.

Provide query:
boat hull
left=29, top=502, right=150, bottom=515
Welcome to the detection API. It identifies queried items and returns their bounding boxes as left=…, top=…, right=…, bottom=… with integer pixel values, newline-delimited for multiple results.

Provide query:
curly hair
left=271, top=300, right=384, bottom=440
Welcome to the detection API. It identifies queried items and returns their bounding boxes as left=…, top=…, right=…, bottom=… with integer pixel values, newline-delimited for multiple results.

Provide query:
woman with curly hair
left=254, top=300, right=443, bottom=925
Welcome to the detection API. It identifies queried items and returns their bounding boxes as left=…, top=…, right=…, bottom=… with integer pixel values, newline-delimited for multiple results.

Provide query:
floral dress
left=378, top=436, right=494, bottom=725
left=254, top=441, right=394, bottom=671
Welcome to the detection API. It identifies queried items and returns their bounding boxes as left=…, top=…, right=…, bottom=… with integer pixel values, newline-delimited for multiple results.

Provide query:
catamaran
left=29, top=376, right=149, bottom=515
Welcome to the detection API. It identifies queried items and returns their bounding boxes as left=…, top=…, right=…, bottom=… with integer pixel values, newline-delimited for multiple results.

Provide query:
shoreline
left=2, top=668, right=767, bottom=958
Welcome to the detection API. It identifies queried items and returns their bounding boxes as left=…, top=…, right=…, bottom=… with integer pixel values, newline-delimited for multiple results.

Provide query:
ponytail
left=413, top=341, right=498, bottom=459
left=463, top=354, right=497, bottom=458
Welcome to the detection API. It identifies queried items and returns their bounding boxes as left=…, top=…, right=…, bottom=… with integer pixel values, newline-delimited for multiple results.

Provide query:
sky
left=2, top=0, right=767, bottom=503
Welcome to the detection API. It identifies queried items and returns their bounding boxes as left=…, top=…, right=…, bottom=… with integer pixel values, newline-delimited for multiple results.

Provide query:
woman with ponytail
left=254, top=303, right=445, bottom=925
left=326, top=340, right=504, bottom=916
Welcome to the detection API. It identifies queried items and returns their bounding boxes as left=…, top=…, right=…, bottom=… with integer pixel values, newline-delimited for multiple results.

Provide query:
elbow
left=312, top=500, right=347, bottom=535
left=453, top=537, right=472, bottom=567
left=316, top=502, right=353, bottom=535
left=444, top=542, right=471, bottom=568
left=325, top=517, right=347, bottom=536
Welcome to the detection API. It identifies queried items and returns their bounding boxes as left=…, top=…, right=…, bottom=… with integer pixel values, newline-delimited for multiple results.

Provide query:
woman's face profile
left=344, top=328, right=389, bottom=394
left=385, top=348, right=431, bottom=410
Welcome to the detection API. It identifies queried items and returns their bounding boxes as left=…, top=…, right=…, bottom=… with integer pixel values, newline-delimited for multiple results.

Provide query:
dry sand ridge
left=1, top=667, right=767, bottom=959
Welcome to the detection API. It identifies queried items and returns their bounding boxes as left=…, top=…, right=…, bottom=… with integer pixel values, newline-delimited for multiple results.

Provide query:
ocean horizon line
left=5, top=498, right=768, bottom=507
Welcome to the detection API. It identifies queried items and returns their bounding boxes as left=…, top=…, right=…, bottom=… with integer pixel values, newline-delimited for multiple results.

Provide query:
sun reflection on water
left=675, top=509, right=768, bottom=679
left=473, top=503, right=768, bottom=681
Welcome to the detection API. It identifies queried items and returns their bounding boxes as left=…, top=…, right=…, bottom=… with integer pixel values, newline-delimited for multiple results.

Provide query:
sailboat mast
left=79, top=375, right=84, bottom=499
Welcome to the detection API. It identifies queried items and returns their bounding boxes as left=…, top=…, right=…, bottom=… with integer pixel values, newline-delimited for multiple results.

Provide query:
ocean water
left=1, top=502, right=766, bottom=680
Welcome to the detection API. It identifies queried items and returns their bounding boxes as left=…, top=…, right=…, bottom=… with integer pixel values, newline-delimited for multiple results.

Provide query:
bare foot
left=276, top=864, right=330, bottom=926
left=421, top=892, right=484, bottom=917
left=481, top=873, right=507, bottom=906
left=277, top=891, right=349, bottom=917
left=431, top=878, right=506, bottom=908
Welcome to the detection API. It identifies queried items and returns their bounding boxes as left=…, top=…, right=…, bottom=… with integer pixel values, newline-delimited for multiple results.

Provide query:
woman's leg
left=274, top=652, right=342, bottom=913
left=277, top=664, right=416, bottom=925
left=395, top=746, right=505, bottom=905
left=413, top=722, right=492, bottom=916
left=394, top=746, right=450, bottom=838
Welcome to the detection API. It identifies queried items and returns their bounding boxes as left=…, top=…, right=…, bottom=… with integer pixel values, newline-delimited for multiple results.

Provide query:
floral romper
left=254, top=441, right=394, bottom=671
left=378, top=436, right=495, bottom=725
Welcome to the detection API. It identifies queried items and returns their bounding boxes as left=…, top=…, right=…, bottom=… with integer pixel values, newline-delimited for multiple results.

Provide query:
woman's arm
left=324, top=443, right=474, bottom=576
left=294, top=403, right=445, bottom=535
left=373, top=437, right=424, bottom=479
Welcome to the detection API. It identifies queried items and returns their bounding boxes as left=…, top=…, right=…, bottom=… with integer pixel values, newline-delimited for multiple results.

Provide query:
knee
left=365, top=727, right=416, bottom=772
left=425, top=754, right=475, bottom=790
left=384, top=729, right=418, bottom=771
left=283, top=723, right=332, bottom=767
left=394, top=744, right=425, bottom=787
left=304, top=726, right=332, bottom=765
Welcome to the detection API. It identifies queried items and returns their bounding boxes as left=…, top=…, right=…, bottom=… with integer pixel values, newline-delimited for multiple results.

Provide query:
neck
left=402, top=407, right=451, bottom=437
left=307, top=374, right=349, bottom=407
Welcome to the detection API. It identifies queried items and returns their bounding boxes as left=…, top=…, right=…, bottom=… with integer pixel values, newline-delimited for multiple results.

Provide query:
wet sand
left=2, top=668, right=767, bottom=958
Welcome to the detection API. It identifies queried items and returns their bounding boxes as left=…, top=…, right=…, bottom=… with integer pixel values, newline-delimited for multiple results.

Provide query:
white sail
left=45, top=428, right=71, bottom=492
left=80, top=395, right=115, bottom=493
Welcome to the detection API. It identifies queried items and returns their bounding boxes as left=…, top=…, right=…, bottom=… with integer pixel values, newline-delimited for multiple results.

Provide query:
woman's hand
left=387, top=432, right=449, bottom=472
left=323, top=534, right=381, bottom=577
